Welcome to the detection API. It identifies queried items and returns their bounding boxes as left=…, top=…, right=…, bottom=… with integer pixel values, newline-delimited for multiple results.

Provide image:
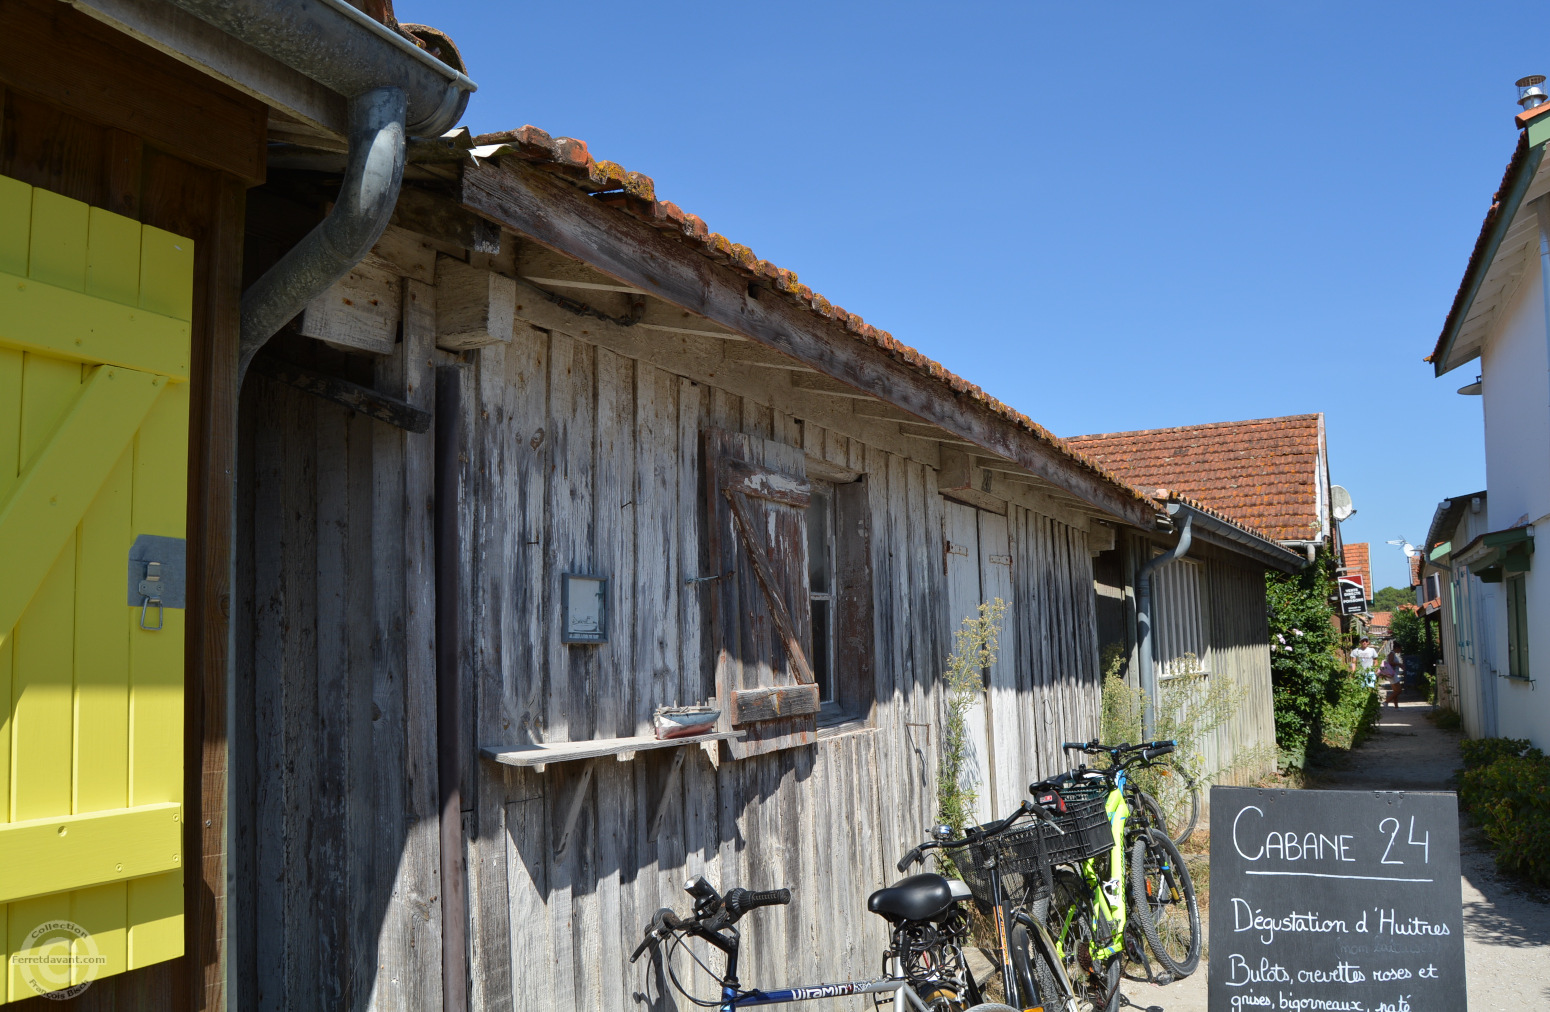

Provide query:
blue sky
left=420, top=2, right=1531, bottom=591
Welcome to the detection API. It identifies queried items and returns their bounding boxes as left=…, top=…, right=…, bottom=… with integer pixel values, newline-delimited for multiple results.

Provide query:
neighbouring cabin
left=1093, top=526, right=1284, bottom=789
left=225, top=140, right=1157, bottom=1008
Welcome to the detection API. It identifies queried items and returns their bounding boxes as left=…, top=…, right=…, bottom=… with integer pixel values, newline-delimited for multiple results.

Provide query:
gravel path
left=1120, top=696, right=1550, bottom=1011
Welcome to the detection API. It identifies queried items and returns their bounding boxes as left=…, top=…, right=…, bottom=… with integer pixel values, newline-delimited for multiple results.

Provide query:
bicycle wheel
left=1142, top=777, right=1199, bottom=849
left=1042, top=870, right=1117, bottom=1012
left=963, top=1005, right=1018, bottom=1011
left=1010, top=916, right=1064, bottom=1009
left=1128, top=828, right=1201, bottom=977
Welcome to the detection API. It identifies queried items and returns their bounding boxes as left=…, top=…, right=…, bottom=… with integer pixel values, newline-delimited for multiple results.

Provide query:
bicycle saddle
left=866, top=874, right=954, bottom=922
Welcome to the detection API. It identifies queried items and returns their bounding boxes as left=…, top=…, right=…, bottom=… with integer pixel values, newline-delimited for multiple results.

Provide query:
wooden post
left=435, top=366, right=468, bottom=1012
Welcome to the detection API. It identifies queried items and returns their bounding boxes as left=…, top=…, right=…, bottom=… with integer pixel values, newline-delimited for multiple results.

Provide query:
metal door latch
left=138, top=561, right=164, bottom=630
left=127, top=535, right=187, bottom=631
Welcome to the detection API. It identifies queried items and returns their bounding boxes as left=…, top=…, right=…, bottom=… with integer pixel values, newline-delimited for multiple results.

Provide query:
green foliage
left=1429, top=707, right=1462, bottom=731
left=1100, top=668, right=1271, bottom=822
left=1459, top=737, right=1542, bottom=769
left=937, top=599, right=1007, bottom=839
left=1372, top=586, right=1413, bottom=612
left=1265, top=549, right=1345, bottom=769
left=1320, top=673, right=1379, bottom=750
left=1457, top=742, right=1550, bottom=887
left=1389, top=607, right=1427, bottom=655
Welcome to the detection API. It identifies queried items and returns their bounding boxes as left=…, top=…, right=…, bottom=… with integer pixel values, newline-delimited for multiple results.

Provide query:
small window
left=1154, top=557, right=1208, bottom=677
left=805, top=478, right=873, bottom=724
left=1506, top=573, right=1530, bottom=680
left=807, top=482, right=836, bottom=703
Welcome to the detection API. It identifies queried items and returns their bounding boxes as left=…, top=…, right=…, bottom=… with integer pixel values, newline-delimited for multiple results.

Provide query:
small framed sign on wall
left=561, top=573, right=608, bottom=644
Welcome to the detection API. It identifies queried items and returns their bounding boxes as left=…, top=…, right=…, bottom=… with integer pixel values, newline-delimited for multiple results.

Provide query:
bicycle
left=897, top=800, right=1074, bottom=1010
left=631, top=869, right=1019, bottom=1011
left=1036, top=741, right=1200, bottom=985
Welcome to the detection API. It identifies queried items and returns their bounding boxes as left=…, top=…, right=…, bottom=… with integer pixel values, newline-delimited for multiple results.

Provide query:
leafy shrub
left=1266, top=549, right=1344, bottom=769
left=1457, top=750, right=1550, bottom=887
left=1459, top=737, right=1542, bottom=770
left=1321, top=673, right=1378, bottom=750
left=937, top=599, right=1007, bottom=838
left=1429, top=707, right=1462, bottom=731
left=1100, top=670, right=1273, bottom=824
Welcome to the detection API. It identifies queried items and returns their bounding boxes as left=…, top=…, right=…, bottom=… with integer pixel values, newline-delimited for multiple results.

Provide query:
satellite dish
left=1331, top=485, right=1356, bottom=521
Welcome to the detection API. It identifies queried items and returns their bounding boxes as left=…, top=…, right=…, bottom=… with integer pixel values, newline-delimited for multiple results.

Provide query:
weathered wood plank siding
left=232, top=327, right=443, bottom=1011
left=454, top=320, right=1105, bottom=1007
left=233, top=314, right=1106, bottom=1007
left=1202, top=556, right=1277, bottom=784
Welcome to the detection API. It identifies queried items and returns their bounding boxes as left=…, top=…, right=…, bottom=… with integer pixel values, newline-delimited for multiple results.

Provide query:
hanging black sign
left=1209, top=787, right=1467, bottom=1012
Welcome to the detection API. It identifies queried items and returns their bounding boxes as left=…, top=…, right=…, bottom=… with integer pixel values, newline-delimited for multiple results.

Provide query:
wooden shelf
left=479, top=731, right=740, bottom=771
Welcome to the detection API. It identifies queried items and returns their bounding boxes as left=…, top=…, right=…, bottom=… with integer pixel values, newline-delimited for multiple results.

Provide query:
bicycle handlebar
left=897, top=800, right=1067, bottom=872
left=630, top=907, right=684, bottom=963
left=630, top=880, right=792, bottom=962
left=725, top=887, right=790, bottom=918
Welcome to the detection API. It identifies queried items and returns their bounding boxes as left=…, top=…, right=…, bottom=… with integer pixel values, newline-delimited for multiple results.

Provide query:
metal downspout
left=1136, top=512, right=1194, bottom=740
left=238, top=86, right=407, bottom=381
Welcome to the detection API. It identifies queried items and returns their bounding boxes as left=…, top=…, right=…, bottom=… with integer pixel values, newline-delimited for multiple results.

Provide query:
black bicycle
left=632, top=869, right=1014, bottom=1010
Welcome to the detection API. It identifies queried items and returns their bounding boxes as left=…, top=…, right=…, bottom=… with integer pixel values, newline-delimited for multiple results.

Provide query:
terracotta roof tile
left=1064, top=414, right=1327, bottom=544
left=1342, top=542, right=1372, bottom=595
left=468, top=125, right=1156, bottom=516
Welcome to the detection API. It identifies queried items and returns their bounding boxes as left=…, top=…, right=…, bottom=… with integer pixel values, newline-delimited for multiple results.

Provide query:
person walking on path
left=1351, top=636, right=1378, bottom=687
left=1381, top=646, right=1405, bottom=706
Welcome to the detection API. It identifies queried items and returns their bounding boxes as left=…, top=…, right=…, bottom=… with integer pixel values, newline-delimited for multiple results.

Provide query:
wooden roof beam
left=459, top=160, right=1155, bottom=528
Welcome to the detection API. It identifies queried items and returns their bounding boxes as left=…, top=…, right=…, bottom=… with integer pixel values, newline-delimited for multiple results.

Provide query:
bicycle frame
left=719, top=977, right=934, bottom=1009
left=686, top=910, right=946, bottom=1011
left=1048, top=767, right=1132, bottom=964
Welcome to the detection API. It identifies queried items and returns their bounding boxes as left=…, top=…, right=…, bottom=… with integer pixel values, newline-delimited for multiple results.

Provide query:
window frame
left=805, top=475, right=874, bottom=728
left=1506, top=572, right=1531, bottom=681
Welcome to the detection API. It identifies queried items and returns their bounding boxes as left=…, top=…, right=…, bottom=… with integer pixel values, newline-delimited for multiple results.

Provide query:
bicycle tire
left=1170, top=775, right=1200, bottom=848
left=1042, top=869, right=1117, bottom=1012
left=1128, top=828, right=1201, bottom=977
left=1011, top=916, right=1065, bottom=1009
left=962, top=1005, right=1018, bottom=1012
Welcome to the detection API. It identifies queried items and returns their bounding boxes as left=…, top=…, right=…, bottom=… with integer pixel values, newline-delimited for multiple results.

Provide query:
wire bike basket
left=947, top=790, right=1113, bottom=907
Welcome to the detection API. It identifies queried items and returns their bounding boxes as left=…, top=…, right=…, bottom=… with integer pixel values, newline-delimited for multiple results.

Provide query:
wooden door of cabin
left=942, top=501, right=994, bottom=823
left=0, top=175, right=192, bottom=1002
left=942, top=500, right=1022, bottom=822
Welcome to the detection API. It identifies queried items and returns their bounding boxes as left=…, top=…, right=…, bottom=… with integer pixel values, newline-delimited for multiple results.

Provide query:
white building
left=1429, top=92, right=1550, bottom=747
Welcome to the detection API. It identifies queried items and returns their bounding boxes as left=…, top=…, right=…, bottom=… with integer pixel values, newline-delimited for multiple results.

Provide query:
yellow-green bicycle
left=1031, top=740, right=1201, bottom=1008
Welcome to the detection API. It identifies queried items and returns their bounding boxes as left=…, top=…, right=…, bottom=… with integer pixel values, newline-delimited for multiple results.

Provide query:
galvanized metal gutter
left=161, top=0, right=474, bottom=135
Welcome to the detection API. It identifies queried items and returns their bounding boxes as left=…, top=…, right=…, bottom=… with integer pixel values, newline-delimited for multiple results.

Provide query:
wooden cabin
left=2, top=4, right=1291, bottom=1008
left=227, top=130, right=1167, bottom=1008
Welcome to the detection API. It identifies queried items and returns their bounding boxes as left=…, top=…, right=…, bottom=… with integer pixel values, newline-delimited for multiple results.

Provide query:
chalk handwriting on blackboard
left=1209, top=788, right=1466, bottom=1011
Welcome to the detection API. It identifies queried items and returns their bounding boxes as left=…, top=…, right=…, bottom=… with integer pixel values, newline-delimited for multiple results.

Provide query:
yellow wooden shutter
left=0, top=174, right=191, bottom=1001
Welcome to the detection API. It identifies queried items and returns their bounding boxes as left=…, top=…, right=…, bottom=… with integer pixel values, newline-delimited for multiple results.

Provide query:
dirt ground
left=1122, top=695, right=1550, bottom=1011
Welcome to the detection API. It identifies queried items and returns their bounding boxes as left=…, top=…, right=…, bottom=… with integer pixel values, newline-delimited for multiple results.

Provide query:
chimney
left=1517, top=75, right=1547, bottom=111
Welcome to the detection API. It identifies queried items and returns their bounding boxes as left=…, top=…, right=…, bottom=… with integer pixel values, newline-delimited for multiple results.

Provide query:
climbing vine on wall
left=937, top=599, right=1007, bottom=839
left=1265, top=548, right=1344, bottom=769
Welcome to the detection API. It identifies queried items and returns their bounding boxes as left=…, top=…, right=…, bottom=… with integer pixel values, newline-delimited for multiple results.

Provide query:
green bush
left=1321, top=673, right=1379, bottom=750
left=1459, top=737, right=1542, bottom=770
left=1429, top=707, right=1462, bottom=731
left=1457, top=749, right=1550, bottom=887
left=1266, top=548, right=1344, bottom=769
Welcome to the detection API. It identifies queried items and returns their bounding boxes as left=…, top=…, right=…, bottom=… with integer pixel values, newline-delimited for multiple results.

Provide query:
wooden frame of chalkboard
left=1208, top=787, right=1466, bottom=1012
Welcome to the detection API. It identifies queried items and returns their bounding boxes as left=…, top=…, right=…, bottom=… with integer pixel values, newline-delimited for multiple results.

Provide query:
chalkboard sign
left=1209, top=787, right=1466, bottom=1012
